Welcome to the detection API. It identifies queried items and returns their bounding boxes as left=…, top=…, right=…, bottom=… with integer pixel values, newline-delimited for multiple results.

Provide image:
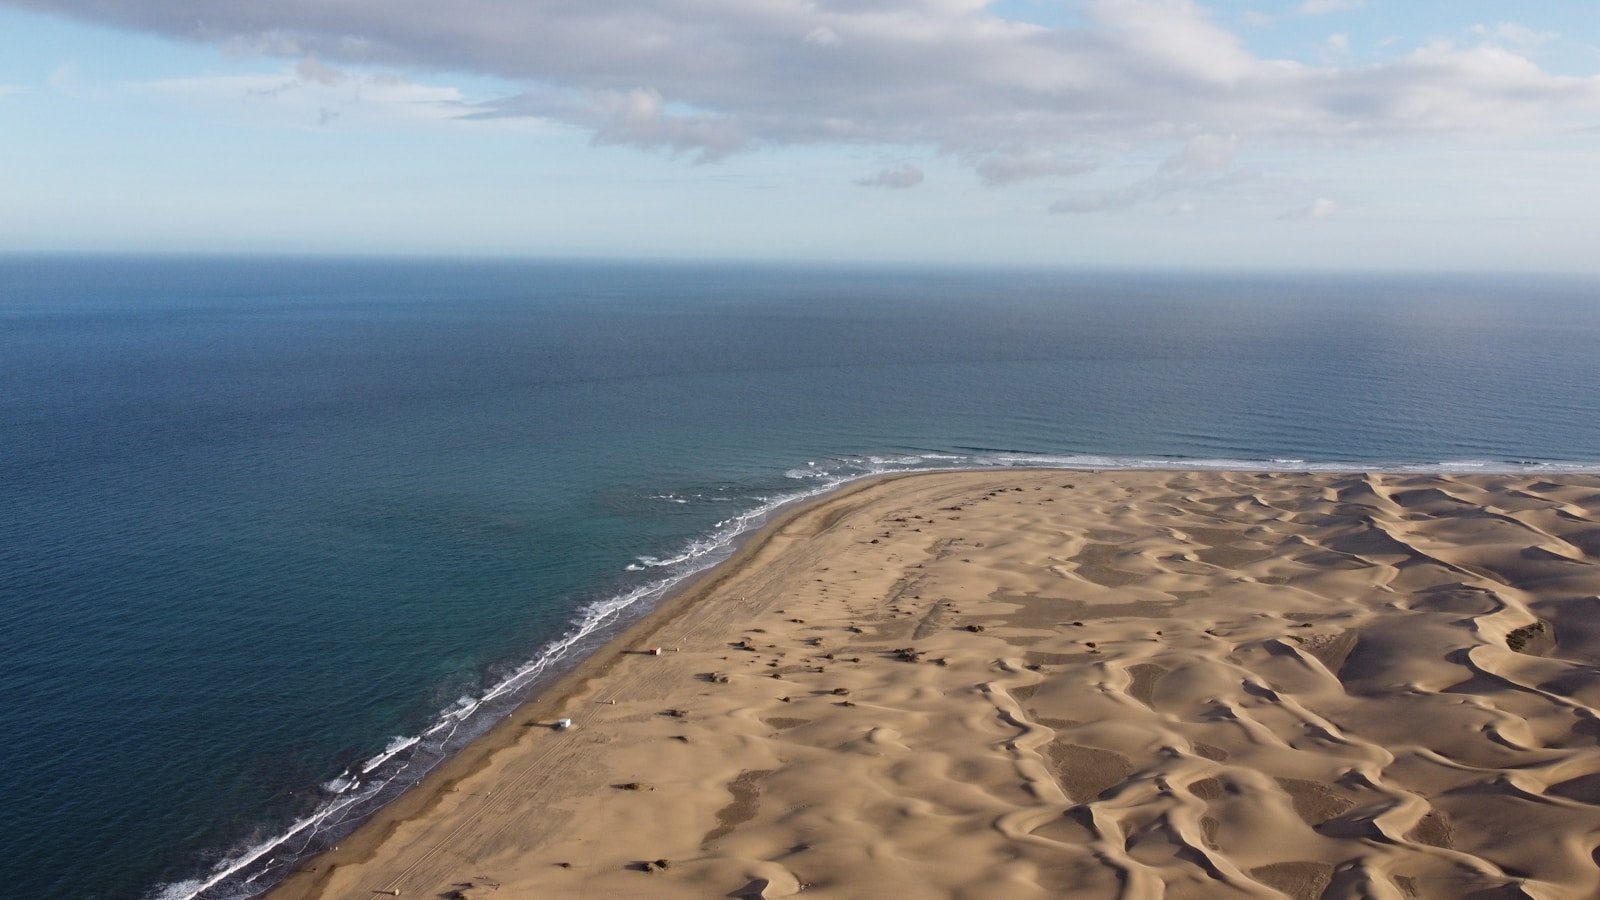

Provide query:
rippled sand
left=272, top=470, right=1600, bottom=899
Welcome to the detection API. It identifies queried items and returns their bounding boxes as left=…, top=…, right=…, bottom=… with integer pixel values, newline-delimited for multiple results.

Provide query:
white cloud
left=1296, top=0, right=1363, bottom=15
left=1472, top=22, right=1559, bottom=51
left=585, top=88, right=746, bottom=162
left=856, top=163, right=925, bottom=189
left=1325, top=33, right=1350, bottom=54
left=1052, top=133, right=1251, bottom=213
left=16, top=0, right=1600, bottom=208
left=1160, top=133, right=1238, bottom=173
left=47, top=62, right=104, bottom=100
left=973, top=150, right=1097, bottom=186
left=804, top=26, right=840, bottom=46
left=0, top=84, right=25, bottom=98
left=1279, top=197, right=1336, bottom=220
left=294, top=57, right=345, bottom=86
left=1083, top=0, right=1258, bottom=84
left=128, top=64, right=474, bottom=129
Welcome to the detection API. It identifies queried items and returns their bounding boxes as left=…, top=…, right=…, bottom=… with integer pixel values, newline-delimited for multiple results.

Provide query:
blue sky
left=1, top=0, right=1597, bottom=270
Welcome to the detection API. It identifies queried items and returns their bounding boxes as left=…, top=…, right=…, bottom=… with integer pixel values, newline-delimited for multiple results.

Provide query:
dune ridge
left=271, top=470, right=1600, bottom=899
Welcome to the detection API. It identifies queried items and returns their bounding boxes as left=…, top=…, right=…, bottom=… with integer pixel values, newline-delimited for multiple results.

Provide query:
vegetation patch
left=1506, top=622, right=1547, bottom=653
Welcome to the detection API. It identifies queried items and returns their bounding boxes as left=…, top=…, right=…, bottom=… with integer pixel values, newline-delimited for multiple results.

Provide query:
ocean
left=2, top=257, right=1597, bottom=899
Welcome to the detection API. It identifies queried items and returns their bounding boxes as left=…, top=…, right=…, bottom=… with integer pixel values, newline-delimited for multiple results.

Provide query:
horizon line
left=2, top=251, right=1598, bottom=280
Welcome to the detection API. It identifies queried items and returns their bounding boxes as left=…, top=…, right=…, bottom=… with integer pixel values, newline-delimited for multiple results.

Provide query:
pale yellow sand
left=271, top=470, right=1600, bottom=899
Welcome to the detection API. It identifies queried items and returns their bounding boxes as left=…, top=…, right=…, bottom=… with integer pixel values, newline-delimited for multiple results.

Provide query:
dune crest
left=272, top=471, right=1600, bottom=900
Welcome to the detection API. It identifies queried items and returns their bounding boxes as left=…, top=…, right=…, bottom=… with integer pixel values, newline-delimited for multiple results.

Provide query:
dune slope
left=272, top=470, right=1600, bottom=900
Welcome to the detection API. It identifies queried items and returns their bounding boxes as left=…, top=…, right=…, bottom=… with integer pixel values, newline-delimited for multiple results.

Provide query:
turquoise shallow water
left=1, top=258, right=1597, bottom=898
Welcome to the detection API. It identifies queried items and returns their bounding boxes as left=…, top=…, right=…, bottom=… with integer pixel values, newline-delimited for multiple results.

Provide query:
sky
left=1, top=0, right=1598, bottom=270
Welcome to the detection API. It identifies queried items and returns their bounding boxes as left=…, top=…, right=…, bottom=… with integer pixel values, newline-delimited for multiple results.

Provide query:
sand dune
left=271, top=470, right=1600, bottom=899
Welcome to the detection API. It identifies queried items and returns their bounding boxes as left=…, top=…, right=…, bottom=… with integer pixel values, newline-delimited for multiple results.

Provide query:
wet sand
left=269, top=469, right=1600, bottom=899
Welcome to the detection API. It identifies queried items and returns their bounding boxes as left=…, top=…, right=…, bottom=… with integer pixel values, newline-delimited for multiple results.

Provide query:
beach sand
left=269, top=469, right=1600, bottom=899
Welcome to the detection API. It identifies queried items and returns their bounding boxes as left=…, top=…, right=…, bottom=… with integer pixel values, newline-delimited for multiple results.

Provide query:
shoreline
left=263, top=470, right=922, bottom=899
left=268, top=466, right=1600, bottom=899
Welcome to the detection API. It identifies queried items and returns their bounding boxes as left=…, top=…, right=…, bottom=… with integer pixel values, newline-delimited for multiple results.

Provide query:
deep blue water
left=2, top=257, right=1598, bottom=899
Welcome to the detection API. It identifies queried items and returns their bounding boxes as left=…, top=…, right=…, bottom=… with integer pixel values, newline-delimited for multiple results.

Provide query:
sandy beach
left=269, top=469, right=1600, bottom=899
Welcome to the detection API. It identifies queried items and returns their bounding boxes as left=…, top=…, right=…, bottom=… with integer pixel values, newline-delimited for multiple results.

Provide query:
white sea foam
left=150, top=791, right=367, bottom=900
left=425, top=696, right=479, bottom=732
left=153, top=450, right=1600, bottom=899
left=628, top=530, right=734, bottom=569
left=320, top=773, right=356, bottom=795
left=360, top=737, right=419, bottom=774
left=784, top=464, right=830, bottom=479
